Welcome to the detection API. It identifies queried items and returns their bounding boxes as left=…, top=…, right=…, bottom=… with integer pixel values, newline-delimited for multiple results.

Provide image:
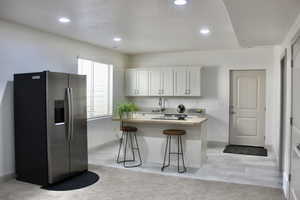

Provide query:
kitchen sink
left=151, top=117, right=178, bottom=120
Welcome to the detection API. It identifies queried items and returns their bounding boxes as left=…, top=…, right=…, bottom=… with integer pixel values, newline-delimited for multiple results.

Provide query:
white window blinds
left=78, top=58, right=113, bottom=119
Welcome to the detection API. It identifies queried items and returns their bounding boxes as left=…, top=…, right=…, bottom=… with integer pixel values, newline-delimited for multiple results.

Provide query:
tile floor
left=89, top=141, right=282, bottom=189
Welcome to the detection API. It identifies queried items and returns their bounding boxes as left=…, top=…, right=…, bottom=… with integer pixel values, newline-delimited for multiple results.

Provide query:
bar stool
left=117, top=125, right=142, bottom=168
left=161, top=129, right=187, bottom=173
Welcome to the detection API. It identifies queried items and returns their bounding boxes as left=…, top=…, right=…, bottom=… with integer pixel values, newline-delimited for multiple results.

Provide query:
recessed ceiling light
left=174, top=0, right=187, bottom=6
left=200, top=28, right=210, bottom=35
left=113, top=37, right=122, bottom=42
left=58, top=17, right=71, bottom=23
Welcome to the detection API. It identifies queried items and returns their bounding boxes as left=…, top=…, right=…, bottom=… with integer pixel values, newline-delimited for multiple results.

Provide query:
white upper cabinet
left=174, top=68, right=187, bottom=96
left=126, top=67, right=201, bottom=97
left=125, top=69, right=149, bottom=96
left=125, top=69, right=137, bottom=96
left=161, top=68, right=174, bottom=96
left=149, top=68, right=174, bottom=96
left=149, top=69, right=161, bottom=96
left=174, top=67, right=202, bottom=96
left=188, top=67, right=201, bottom=96
left=136, top=70, right=149, bottom=96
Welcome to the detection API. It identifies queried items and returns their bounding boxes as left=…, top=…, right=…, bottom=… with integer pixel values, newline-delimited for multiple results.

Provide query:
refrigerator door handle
left=65, top=88, right=72, bottom=141
left=69, top=88, right=74, bottom=140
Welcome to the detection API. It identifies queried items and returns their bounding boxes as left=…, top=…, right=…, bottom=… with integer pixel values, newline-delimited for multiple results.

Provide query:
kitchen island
left=114, top=114, right=208, bottom=168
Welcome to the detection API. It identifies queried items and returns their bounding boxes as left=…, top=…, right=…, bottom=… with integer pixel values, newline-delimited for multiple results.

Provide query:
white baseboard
left=0, top=173, right=15, bottom=183
left=283, top=172, right=290, bottom=199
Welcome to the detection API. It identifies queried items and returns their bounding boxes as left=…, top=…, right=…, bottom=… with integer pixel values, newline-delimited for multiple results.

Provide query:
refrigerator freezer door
left=47, top=72, right=70, bottom=184
left=69, top=74, right=88, bottom=175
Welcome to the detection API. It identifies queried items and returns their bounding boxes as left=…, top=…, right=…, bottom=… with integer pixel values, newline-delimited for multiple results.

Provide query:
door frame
left=228, top=69, right=267, bottom=147
left=279, top=49, right=288, bottom=171
left=288, top=34, right=300, bottom=200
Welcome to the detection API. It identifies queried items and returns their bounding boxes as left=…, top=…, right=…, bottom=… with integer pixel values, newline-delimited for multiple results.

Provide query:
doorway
left=229, top=70, right=266, bottom=147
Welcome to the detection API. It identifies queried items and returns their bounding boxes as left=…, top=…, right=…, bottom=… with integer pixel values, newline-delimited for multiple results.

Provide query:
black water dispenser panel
left=55, top=100, right=65, bottom=124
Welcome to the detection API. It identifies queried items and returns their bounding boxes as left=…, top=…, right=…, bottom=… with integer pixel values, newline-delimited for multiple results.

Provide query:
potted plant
left=117, top=102, right=139, bottom=119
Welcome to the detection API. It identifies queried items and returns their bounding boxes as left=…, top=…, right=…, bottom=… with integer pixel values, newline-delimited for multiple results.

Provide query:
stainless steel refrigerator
left=14, top=71, right=88, bottom=186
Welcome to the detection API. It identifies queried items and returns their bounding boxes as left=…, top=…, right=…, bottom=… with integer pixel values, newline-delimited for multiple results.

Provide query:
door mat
left=223, top=145, right=268, bottom=157
left=42, top=171, right=99, bottom=191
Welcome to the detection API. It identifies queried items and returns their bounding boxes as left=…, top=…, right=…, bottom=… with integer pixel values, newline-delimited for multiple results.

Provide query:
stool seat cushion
left=163, top=129, right=186, bottom=136
left=121, top=126, right=138, bottom=132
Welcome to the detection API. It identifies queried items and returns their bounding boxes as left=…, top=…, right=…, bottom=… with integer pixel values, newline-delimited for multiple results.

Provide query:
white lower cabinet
left=126, top=67, right=201, bottom=97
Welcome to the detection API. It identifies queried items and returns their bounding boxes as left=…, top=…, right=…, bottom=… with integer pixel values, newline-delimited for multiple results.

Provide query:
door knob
left=230, top=111, right=236, bottom=114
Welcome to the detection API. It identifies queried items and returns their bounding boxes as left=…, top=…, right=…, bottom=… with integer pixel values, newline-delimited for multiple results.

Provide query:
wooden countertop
left=112, top=117, right=208, bottom=126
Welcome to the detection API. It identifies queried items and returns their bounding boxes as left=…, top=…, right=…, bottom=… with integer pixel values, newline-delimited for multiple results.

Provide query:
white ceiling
left=223, top=0, right=300, bottom=47
left=0, top=0, right=299, bottom=54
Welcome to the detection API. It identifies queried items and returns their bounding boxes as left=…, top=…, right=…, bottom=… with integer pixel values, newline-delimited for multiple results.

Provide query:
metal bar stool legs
left=161, top=135, right=186, bottom=173
left=117, top=131, right=142, bottom=168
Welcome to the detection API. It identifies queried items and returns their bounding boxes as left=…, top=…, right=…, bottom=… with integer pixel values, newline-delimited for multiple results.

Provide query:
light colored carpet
left=0, top=165, right=283, bottom=200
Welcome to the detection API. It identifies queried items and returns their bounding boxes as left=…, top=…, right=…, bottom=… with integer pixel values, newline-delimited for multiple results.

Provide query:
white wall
left=277, top=13, right=300, bottom=197
left=0, top=20, right=128, bottom=177
left=129, top=47, right=279, bottom=148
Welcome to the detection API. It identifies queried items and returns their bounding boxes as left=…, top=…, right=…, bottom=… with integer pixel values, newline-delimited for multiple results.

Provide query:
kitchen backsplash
left=128, top=97, right=223, bottom=113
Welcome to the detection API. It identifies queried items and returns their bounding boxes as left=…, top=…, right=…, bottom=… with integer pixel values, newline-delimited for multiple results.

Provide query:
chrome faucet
left=158, top=97, right=166, bottom=112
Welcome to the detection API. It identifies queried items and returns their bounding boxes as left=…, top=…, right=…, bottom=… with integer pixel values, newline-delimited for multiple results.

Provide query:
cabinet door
left=188, top=68, right=201, bottom=96
left=162, top=68, right=174, bottom=96
left=174, top=68, right=188, bottom=96
left=149, top=69, right=162, bottom=96
left=125, top=69, right=137, bottom=96
left=137, top=70, right=149, bottom=96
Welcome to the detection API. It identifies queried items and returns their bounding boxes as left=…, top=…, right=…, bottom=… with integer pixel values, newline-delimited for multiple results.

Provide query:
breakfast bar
left=114, top=115, right=208, bottom=168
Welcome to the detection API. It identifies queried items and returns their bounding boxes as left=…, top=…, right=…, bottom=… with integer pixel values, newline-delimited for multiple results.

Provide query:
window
left=78, top=58, right=113, bottom=119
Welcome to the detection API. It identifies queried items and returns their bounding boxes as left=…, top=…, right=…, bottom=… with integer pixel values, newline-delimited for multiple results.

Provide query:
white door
left=174, top=68, right=188, bottom=96
left=290, top=37, right=300, bottom=200
left=149, top=69, right=162, bottom=96
left=161, top=68, right=174, bottom=96
left=125, top=69, right=137, bottom=96
left=188, top=68, right=201, bottom=96
left=136, top=70, right=149, bottom=96
left=229, top=70, right=266, bottom=146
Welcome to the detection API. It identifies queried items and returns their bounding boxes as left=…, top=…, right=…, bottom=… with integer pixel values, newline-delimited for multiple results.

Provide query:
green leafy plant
left=117, top=102, right=139, bottom=118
